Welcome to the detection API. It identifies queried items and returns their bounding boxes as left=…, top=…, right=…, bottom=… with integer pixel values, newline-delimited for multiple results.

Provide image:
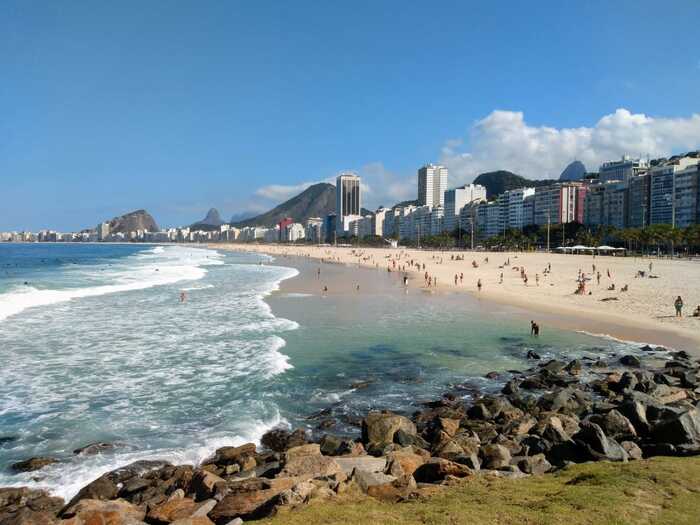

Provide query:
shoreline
left=214, top=243, right=700, bottom=354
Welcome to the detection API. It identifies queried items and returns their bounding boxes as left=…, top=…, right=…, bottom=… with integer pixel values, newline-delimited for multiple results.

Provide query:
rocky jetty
left=3, top=346, right=700, bottom=524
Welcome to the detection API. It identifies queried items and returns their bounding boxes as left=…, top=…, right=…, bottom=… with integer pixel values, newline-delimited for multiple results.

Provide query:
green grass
left=262, top=457, right=700, bottom=525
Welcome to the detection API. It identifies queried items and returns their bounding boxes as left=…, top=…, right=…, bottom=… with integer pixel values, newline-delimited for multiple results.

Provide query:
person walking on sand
left=454, top=274, right=458, bottom=286
left=477, top=279, right=482, bottom=292
left=675, top=296, right=684, bottom=317
left=317, top=267, right=321, bottom=279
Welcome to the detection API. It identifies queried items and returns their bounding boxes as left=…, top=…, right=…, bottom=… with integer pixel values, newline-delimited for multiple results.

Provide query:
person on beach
left=692, top=305, right=700, bottom=317
left=535, top=274, right=539, bottom=286
left=477, top=278, right=482, bottom=292
left=675, top=296, right=684, bottom=317
left=530, top=320, right=539, bottom=336
left=454, top=274, right=458, bottom=286
left=403, top=275, right=408, bottom=287
left=597, top=272, right=601, bottom=285
left=499, top=272, right=503, bottom=284
left=460, top=272, right=463, bottom=283
left=317, top=268, right=321, bottom=279
left=180, top=291, right=186, bottom=303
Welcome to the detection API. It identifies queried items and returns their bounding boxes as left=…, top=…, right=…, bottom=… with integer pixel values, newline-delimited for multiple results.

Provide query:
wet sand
left=259, top=251, right=699, bottom=354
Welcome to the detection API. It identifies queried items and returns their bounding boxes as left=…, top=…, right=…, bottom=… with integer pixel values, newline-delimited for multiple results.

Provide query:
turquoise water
left=0, top=244, right=647, bottom=500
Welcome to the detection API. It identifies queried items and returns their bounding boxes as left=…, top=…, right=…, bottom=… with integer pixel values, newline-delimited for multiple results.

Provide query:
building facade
left=417, top=164, right=448, bottom=208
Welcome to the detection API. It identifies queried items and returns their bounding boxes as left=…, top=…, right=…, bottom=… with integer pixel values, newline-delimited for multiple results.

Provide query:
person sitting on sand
left=607, top=283, right=615, bottom=291
left=675, top=296, right=684, bottom=317
left=621, top=284, right=628, bottom=292
left=692, top=305, right=700, bottom=317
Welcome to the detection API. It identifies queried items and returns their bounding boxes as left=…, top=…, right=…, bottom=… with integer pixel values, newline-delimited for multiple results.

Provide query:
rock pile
left=3, top=347, right=699, bottom=524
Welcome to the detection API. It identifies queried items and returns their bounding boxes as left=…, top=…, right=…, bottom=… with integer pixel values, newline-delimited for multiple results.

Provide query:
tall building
left=417, top=164, right=448, bottom=207
left=502, top=188, right=536, bottom=230
left=649, top=156, right=700, bottom=225
left=533, top=183, right=586, bottom=226
left=336, top=173, right=361, bottom=234
left=627, top=174, right=650, bottom=228
left=443, top=184, right=487, bottom=233
left=96, top=222, right=110, bottom=241
left=599, top=156, right=648, bottom=182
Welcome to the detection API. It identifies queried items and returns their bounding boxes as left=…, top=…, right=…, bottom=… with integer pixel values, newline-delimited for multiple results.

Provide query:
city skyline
left=2, top=1, right=700, bottom=231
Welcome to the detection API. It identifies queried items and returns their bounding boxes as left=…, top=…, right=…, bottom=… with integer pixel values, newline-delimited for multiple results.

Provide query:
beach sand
left=214, top=244, right=700, bottom=352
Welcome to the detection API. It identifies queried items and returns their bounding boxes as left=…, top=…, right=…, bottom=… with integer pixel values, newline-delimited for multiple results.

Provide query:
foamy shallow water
left=0, top=244, right=297, bottom=500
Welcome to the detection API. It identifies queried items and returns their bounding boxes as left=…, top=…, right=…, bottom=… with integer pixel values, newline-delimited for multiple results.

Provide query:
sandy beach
left=215, top=244, right=700, bottom=352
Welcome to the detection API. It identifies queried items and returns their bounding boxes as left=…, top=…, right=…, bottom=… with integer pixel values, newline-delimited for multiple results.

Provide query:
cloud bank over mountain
left=441, top=108, right=700, bottom=185
left=250, top=108, right=700, bottom=212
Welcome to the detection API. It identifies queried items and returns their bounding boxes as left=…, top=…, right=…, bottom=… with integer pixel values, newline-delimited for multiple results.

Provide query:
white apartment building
left=443, top=184, right=487, bottom=233
left=501, top=188, right=536, bottom=229
left=417, top=164, right=448, bottom=207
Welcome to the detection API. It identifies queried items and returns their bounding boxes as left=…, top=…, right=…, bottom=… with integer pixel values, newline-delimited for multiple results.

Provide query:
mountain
left=232, top=183, right=336, bottom=228
left=559, top=161, right=587, bottom=181
left=107, top=209, right=158, bottom=233
left=472, top=170, right=550, bottom=199
left=190, top=208, right=224, bottom=230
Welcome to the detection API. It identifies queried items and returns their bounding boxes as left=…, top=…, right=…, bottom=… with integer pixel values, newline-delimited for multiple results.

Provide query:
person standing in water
left=530, top=320, right=540, bottom=336
left=180, top=291, right=186, bottom=303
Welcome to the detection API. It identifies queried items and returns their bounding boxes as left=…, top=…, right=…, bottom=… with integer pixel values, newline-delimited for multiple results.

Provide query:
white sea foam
left=0, top=246, right=217, bottom=322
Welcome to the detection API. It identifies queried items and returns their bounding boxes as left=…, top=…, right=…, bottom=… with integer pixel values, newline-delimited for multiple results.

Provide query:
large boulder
left=573, top=421, right=628, bottom=462
left=60, top=499, right=145, bottom=524
left=260, top=428, right=307, bottom=453
left=10, top=457, right=58, bottom=473
left=146, top=497, right=200, bottom=524
left=334, top=456, right=386, bottom=476
left=203, top=443, right=257, bottom=472
left=413, top=458, right=471, bottom=483
left=191, top=470, right=227, bottom=501
left=362, top=412, right=417, bottom=448
left=0, top=487, right=63, bottom=525
left=208, top=478, right=297, bottom=523
left=517, top=454, right=552, bottom=475
left=480, top=444, right=511, bottom=469
left=588, top=410, right=637, bottom=440
left=278, top=446, right=342, bottom=479
left=651, top=408, right=700, bottom=445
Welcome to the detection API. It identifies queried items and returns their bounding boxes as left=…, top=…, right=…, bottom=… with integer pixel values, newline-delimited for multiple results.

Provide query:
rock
left=73, top=442, right=116, bottom=456
left=278, top=451, right=341, bottom=479
left=385, top=451, right=425, bottom=477
left=260, top=428, right=307, bottom=453
left=209, top=478, right=297, bottom=523
left=537, top=387, right=591, bottom=415
left=62, top=475, right=119, bottom=512
left=334, top=456, right=386, bottom=476
left=147, top=497, right=199, bottom=524
left=437, top=418, right=460, bottom=438
left=170, top=518, right=215, bottom=525
left=413, top=458, right=471, bottom=483
left=191, top=470, right=227, bottom=501
left=651, top=408, right=700, bottom=445
left=621, top=441, right=643, bottom=460
left=61, top=498, right=145, bottom=523
left=393, top=429, right=428, bottom=449
left=362, top=412, right=417, bottom=447
left=501, top=380, right=520, bottom=396
left=10, top=457, right=58, bottom=473
left=0, top=487, right=63, bottom=525
left=526, top=350, right=541, bottom=360
left=466, top=403, right=492, bottom=420
left=573, top=421, right=628, bottom=462
left=204, top=444, right=257, bottom=470
left=517, top=454, right=551, bottom=475
left=565, top=360, right=582, bottom=375
left=318, top=435, right=343, bottom=456
left=351, top=470, right=397, bottom=493
left=619, top=355, right=641, bottom=367
left=619, top=400, right=650, bottom=435
left=480, top=444, right=511, bottom=469
left=276, top=481, right=316, bottom=506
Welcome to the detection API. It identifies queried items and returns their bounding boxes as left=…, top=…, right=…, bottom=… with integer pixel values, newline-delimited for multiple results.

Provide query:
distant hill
left=190, top=208, right=224, bottom=230
left=559, top=161, right=587, bottom=181
left=232, top=183, right=336, bottom=228
left=473, top=171, right=550, bottom=199
left=107, top=209, right=158, bottom=233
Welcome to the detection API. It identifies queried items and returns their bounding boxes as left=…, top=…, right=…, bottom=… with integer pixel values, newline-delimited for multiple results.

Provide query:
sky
left=2, top=1, right=700, bottom=231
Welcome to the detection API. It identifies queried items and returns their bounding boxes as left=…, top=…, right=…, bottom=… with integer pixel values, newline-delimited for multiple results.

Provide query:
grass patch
left=261, top=457, right=700, bottom=525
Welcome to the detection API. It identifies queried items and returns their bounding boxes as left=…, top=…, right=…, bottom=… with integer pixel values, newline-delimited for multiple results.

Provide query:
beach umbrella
left=596, top=245, right=615, bottom=251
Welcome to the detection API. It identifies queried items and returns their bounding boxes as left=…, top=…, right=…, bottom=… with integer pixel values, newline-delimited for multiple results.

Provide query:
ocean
left=0, top=243, right=652, bottom=500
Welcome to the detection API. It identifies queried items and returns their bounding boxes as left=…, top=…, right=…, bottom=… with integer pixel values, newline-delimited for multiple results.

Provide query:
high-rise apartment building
left=417, top=164, right=448, bottom=208
left=443, top=184, right=486, bottom=233
left=336, top=172, right=361, bottom=235
left=599, top=156, right=648, bottom=182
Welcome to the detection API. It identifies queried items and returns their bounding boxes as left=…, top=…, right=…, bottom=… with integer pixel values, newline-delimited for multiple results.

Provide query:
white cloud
left=441, top=108, right=700, bottom=185
left=246, top=108, right=700, bottom=214
left=254, top=181, right=318, bottom=201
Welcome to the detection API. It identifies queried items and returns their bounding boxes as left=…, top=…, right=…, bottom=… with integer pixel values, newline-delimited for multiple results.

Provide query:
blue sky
left=2, top=1, right=699, bottom=231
